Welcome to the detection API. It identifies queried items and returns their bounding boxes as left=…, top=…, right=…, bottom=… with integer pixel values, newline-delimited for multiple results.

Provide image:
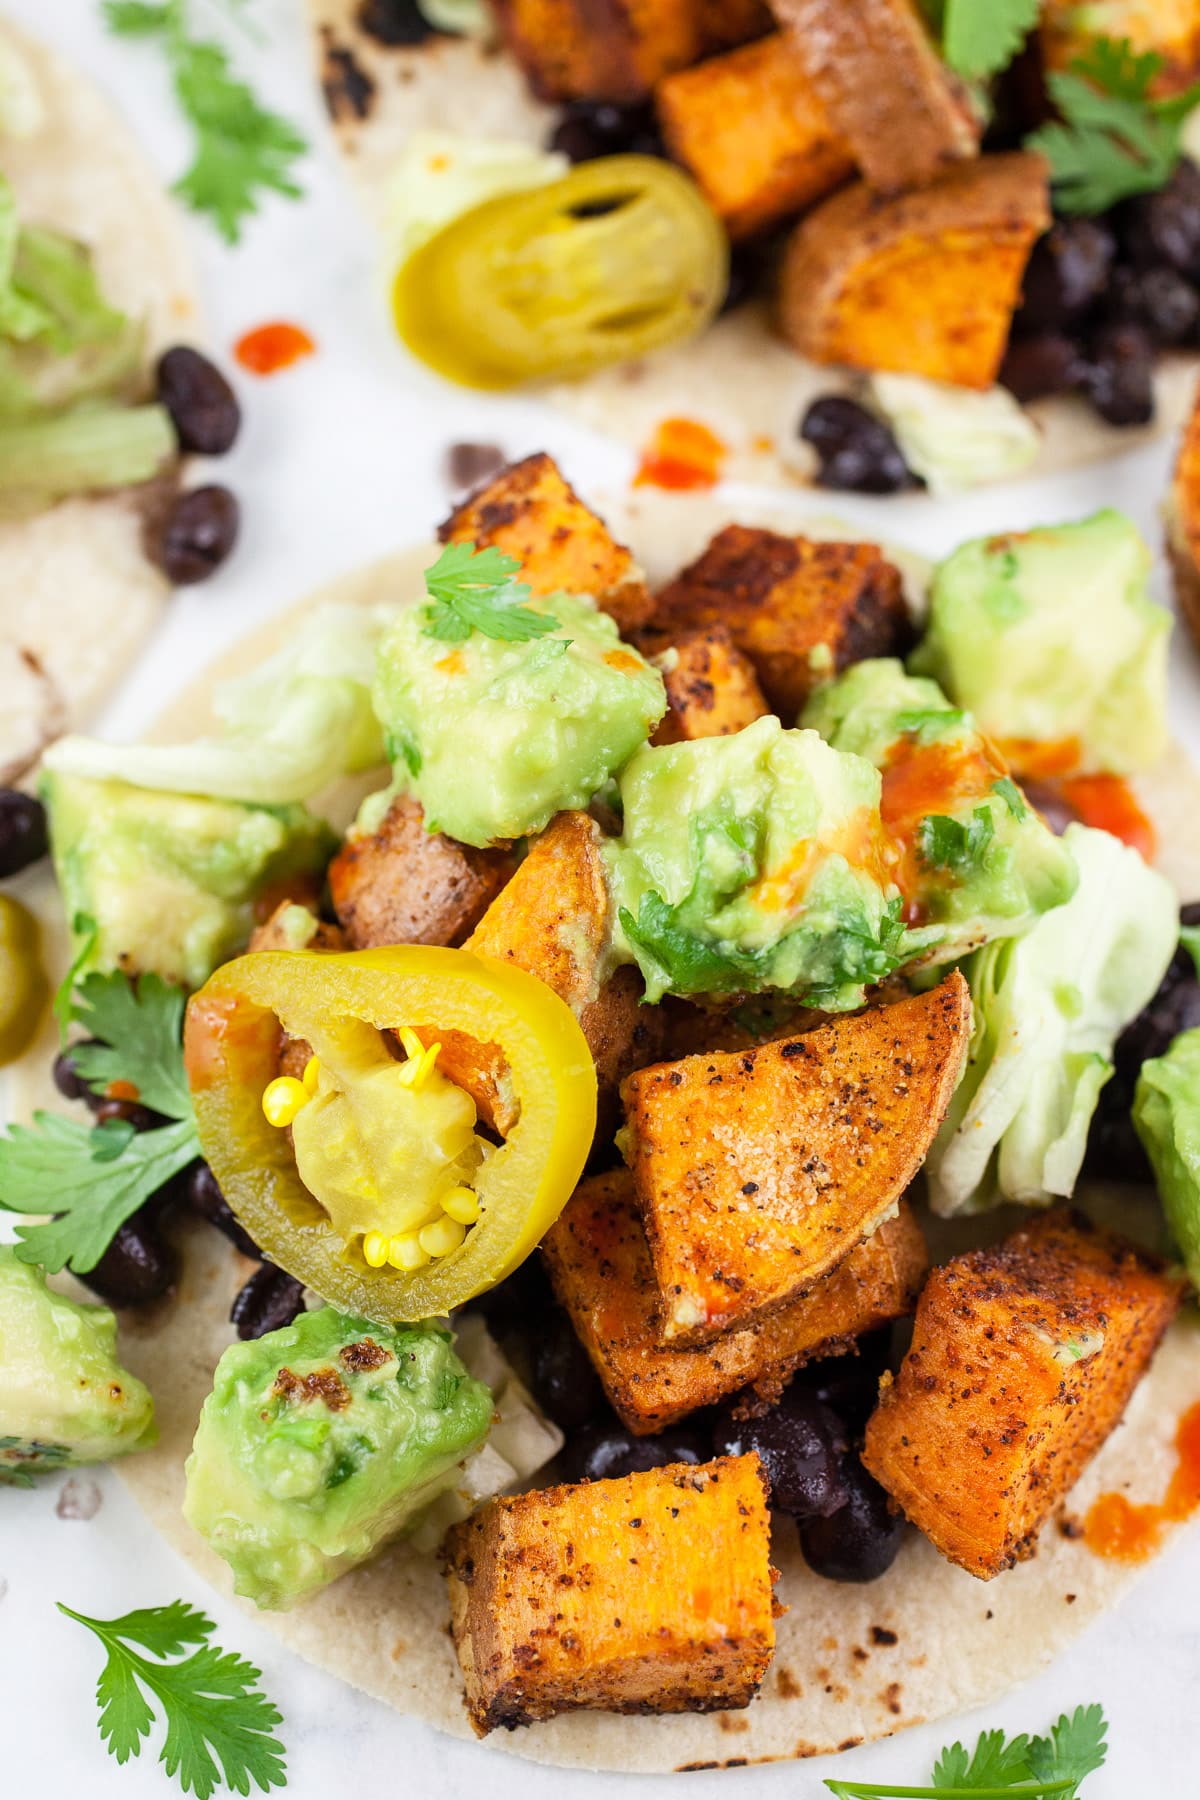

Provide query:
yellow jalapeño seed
left=418, top=1215, right=466, bottom=1259
left=261, top=1076, right=309, bottom=1128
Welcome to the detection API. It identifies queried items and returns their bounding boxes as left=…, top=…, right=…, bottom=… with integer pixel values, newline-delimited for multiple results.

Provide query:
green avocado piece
left=183, top=1309, right=493, bottom=1610
left=803, top=658, right=1078, bottom=961
left=912, top=510, right=1169, bottom=775
left=0, top=1247, right=155, bottom=1483
left=604, top=713, right=915, bottom=1007
left=1135, top=1026, right=1200, bottom=1288
left=371, top=589, right=666, bottom=846
left=40, top=769, right=335, bottom=991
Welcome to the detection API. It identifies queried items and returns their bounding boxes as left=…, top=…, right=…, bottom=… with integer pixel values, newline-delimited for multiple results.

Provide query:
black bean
left=231, top=1263, right=306, bottom=1339
left=798, top=1453, right=906, bottom=1582
left=530, top=1308, right=608, bottom=1432
left=1020, top=778, right=1078, bottom=837
left=1118, top=158, right=1200, bottom=276
left=465, top=1253, right=556, bottom=1335
left=52, top=1039, right=101, bottom=1104
left=356, top=0, right=434, bottom=46
left=797, top=1331, right=891, bottom=1431
left=444, top=441, right=505, bottom=491
left=81, top=1216, right=176, bottom=1307
left=800, top=396, right=916, bottom=495
left=1016, top=218, right=1115, bottom=331
left=0, top=789, right=48, bottom=878
left=1083, top=322, right=1155, bottom=427
left=720, top=238, right=772, bottom=316
left=155, top=346, right=241, bottom=456
left=93, top=1096, right=167, bottom=1133
left=546, top=100, right=666, bottom=164
left=186, top=1160, right=261, bottom=1258
left=152, top=485, right=240, bottom=585
left=559, top=1419, right=711, bottom=1485
left=998, top=331, right=1086, bottom=402
left=1105, top=264, right=1199, bottom=346
left=714, top=1386, right=848, bottom=1519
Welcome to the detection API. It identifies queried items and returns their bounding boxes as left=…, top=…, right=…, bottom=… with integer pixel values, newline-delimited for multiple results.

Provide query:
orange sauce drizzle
left=234, top=321, right=316, bottom=376
left=1059, top=774, right=1157, bottom=861
left=879, top=733, right=1007, bottom=916
left=634, top=417, right=726, bottom=491
left=1084, top=1398, right=1200, bottom=1563
left=995, top=736, right=1082, bottom=780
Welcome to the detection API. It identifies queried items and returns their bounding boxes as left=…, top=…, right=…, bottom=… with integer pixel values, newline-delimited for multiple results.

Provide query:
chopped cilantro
left=917, top=806, right=996, bottom=879
left=421, top=541, right=560, bottom=643
left=992, top=776, right=1028, bottom=820
left=893, top=706, right=969, bottom=743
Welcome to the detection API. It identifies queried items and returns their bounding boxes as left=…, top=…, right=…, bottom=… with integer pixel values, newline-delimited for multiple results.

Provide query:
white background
left=3, top=1, right=1200, bottom=1793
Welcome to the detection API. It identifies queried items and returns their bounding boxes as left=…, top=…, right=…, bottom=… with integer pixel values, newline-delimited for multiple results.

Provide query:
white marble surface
left=3, top=1, right=1200, bottom=1792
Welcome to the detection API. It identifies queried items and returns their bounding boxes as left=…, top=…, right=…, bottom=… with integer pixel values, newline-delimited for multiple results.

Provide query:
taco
left=303, top=0, right=1200, bottom=496
left=4, top=459, right=1200, bottom=1773
left=0, top=20, right=241, bottom=785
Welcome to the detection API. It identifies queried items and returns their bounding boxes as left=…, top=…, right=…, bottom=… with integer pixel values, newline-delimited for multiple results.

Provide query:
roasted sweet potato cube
left=328, top=795, right=515, bottom=951
left=247, top=901, right=345, bottom=958
left=428, top=811, right=650, bottom=1135
left=638, top=621, right=770, bottom=744
left=544, top=1169, right=926, bottom=1432
left=621, top=973, right=970, bottom=1346
left=651, top=524, right=909, bottom=716
left=1041, top=1, right=1200, bottom=95
left=487, top=0, right=771, bottom=103
left=779, top=154, right=1051, bottom=389
left=862, top=1211, right=1183, bottom=1580
left=445, top=1453, right=775, bottom=1732
left=656, top=34, right=853, bottom=238
left=1168, top=380, right=1200, bottom=654
left=770, top=0, right=980, bottom=194
left=440, top=451, right=652, bottom=633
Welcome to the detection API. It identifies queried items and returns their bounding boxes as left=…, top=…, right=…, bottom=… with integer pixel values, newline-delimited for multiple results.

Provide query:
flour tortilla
left=0, top=21, right=200, bottom=783
left=11, top=502, right=1200, bottom=1771
left=302, top=13, right=1198, bottom=493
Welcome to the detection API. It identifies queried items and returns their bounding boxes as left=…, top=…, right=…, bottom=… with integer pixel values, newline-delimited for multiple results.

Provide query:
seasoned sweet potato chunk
left=621, top=973, right=970, bottom=1346
left=429, top=811, right=650, bottom=1135
left=770, top=0, right=980, bottom=193
left=1168, top=380, right=1200, bottom=653
left=639, top=621, right=770, bottom=744
left=248, top=902, right=345, bottom=958
left=1041, top=1, right=1200, bottom=95
left=544, top=1169, right=926, bottom=1432
left=329, top=795, right=515, bottom=951
left=862, top=1211, right=1183, bottom=1580
left=779, top=154, right=1051, bottom=389
left=656, top=34, right=853, bottom=238
left=651, top=524, right=910, bottom=717
left=655, top=994, right=822, bottom=1062
left=487, top=0, right=771, bottom=103
left=446, top=1453, right=775, bottom=1732
left=440, top=452, right=652, bottom=634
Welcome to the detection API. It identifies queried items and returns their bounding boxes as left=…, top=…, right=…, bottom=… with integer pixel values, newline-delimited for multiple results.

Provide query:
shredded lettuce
left=1134, top=1028, right=1200, bottom=1288
left=43, top=603, right=398, bottom=806
left=867, top=374, right=1040, bottom=496
left=0, top=402, right=174, bottom=518
left=383, top=131, right=568, bottom=274
left=926, top=823, right=1178, bottom=1215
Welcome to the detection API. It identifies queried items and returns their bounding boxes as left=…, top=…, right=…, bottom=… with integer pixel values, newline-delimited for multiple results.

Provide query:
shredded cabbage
left=868, top=373, right=1040, bottom=496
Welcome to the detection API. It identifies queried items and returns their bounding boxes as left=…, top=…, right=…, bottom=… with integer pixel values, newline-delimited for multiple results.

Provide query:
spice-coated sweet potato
left=655, top=33, right=854, bottom=238
left=1168, top=378, right=1200, bottom=654
left=445, top=1453, right=776, bottom=1732
left=440, top=451, right=653, bottom=635
left=620, top=973, right=970, bottom=1346
left=249, top=903, right=346, bottom=1084
left=769, top=0, right=980, bottom=193
left=650, top=524, right=910, bottom=717
left=487, top=0, right=772, bottom=103
left=638, top=621, right=770, bottom=744
left=1041, top=0, right=1200, bottom=95
left=778, top=154, right=1051, bottom=389
left=654, top=993, right=823, bottom=1062
left=429, top=811, right=654, bottom=1135
left=329, top=795, right=516, bottom=951
left=862, top=1211, right=1183, bottom=1580
left=543, top=1169, right=927, bottom=1432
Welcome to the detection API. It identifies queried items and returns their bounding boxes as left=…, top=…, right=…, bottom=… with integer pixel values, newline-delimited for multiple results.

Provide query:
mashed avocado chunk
left=0, top=1247, right=155, bottom=1483
left=372, top=588, right=665, bottom=846
left=184, top=1309, right=493, bottom=1609
left=803, top=659, right=1077, bottom=960
left=1135, top=1027, right=1200, bottom=1289
left=912, top=510, right=1169, bottom=776
left=42, top=769, right=335, bottom=990
left=605, top=714, right=915, bottom=1007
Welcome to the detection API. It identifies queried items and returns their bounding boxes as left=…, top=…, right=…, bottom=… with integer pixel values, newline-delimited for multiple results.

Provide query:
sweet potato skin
left=1041, top=0, right=1200, bottom=95
left=328, top=795, right=515, bottom=951
left=1168, top=378, right=1200, bottom=654
left=487, top=0, right=771, bottom=102
left=656, top=34, right=854, bottom=238
left=862, top=1211, right=1183, bottom=1580
left=779, top=154, right=1051, bottom=389
left=650, top=524, right=910, bottom=717
left=637, top=621, right=770, bottom=744
left=439, top=452, right=652, bottom=634
left=770, top=0, right=980, bottom=193
left=445, top=1453, right=775, bottom=1732
left=544, top=1168, right=927, bottom=1431
left=620, top=974, right=970, bottom=1346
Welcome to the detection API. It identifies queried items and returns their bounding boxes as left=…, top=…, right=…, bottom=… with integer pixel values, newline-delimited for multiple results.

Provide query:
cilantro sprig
left=60, top=1600, right=286, bottom=1798
left=917, top=806, right=996, bottom=879
left=930, top=0, right=1041, bottom=83
left=422, top=541, right=561, bottom=643
left=1027, top=37, right=1200, bottom=214
left=102, top=1, right=306, bottom=242
left=825, top=1703, right=1108, bottom=1800
left=0, top=972, right=200, bottom=1275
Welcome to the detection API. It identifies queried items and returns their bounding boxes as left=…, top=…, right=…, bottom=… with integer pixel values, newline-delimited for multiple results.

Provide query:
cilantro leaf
left=52, top=910, right=98, bottom=1044
left=1026, top=1706, right=1109, bottom=1794
left=618, top=893, right=772, bottom=997
left=894, top=706, right=969, bottom=743
left=992, top=776, right=1028, bottom=821
left=941, top=0, right=1040, bottom=81
left=932, top=1729, right=1032, bottom=1789
left=422, top=541, right=560, bottom=643
left=102, top=0, right=306, bottom=242
left=1179, top=921, right=1200, bottom=979
left=70, top=972, right=192, bottom=1120
left=917, top=806, right=996, bottom=878
left=59, top=1601, right=286, bottom=1799
left=823, top=1702, right=1108, bottom=1799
